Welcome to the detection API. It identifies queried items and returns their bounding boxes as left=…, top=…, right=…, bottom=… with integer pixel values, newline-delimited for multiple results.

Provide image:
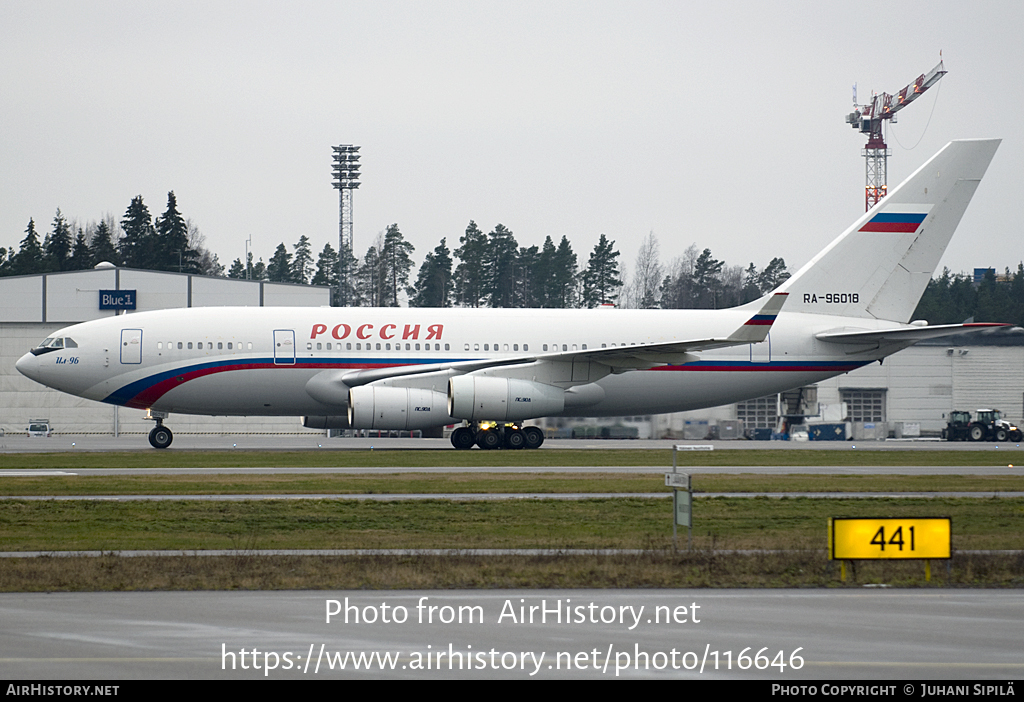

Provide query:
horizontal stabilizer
left=815, top=322, right=1011, bottom=345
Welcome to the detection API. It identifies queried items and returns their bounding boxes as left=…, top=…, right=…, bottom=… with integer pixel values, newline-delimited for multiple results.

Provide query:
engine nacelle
left=447, top=376, right=564, bottom=421
left=347, top=386, right=455, bottom=430
left=302, top=415, right=351, bottom=429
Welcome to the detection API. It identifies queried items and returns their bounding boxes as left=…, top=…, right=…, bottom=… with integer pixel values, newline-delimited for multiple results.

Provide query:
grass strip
left=3, top=448, right=1024, bottom=470
left=2, top=497, right=1021, bottom=552
left=1, top=552, right=1021, bottom=591
left=2, top=472, right=1024, bottom=496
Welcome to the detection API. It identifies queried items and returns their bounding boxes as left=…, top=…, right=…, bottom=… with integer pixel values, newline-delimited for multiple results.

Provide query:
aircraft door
left=273, top=329, right=296, bottom=365
left=120, top=329, right=143, bottom=364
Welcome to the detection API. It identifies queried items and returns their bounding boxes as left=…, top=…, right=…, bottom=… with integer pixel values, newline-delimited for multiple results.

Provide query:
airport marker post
left=828, top=517, right=952, bottom=582
left=668, top=445, right=703, bottom=551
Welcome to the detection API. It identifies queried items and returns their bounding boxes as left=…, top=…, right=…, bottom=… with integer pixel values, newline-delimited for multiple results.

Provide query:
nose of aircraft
left=15, top=352, right=41, bottom=382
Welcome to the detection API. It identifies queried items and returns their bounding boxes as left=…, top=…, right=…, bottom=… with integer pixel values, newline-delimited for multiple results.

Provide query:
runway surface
left=3, top=434, right=1022, bottom=453
left=3, top=435, right=1021, bottom=682
left=1, top=589, right=1021, bottom=680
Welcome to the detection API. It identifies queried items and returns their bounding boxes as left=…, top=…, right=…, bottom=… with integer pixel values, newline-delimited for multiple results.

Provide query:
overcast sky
left=2, top=0, right=1021, bottom=285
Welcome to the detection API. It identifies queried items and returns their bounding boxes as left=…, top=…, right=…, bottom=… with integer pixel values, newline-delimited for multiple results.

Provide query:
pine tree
left=227, top=258, right=246, bottom=279
left=312, top=242, right=340, bottom=303
left=88, top=219, right=120, bottom=267
left=12, top=219, right=46, bottom=275
left=154, top=192, right=195, bottom=272
left=267, top=243, right=292, bottom=282
left=411, top=238, right=454, bottom=307
left=69, top=228, right=92, bottom=269
left=45, top=209, right=73, bottom=271
left=549, top=235, right=578, bottom=308
left=336, top=239, right=360, bottom=307
left=380, top=224, right=415, bottom=306
left=691, top=247, right=724, bottom=308
left=291, top=235, right=314, bottom=284
left=120, top=196, right=156, bottom=268
left=453, top=221, right=488, bottom=307
left=758, top=257, right=790, bottom=293
left=581, top=234, right=622, bottom=308
left=356, top=242, right=384, bottom=306
left=512, top=244, right=540, bottom=307
left=483, top=223, right=518, bottom=308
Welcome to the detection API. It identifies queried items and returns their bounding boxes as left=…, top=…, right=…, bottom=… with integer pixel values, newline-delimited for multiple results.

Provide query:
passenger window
left=178, top=342, right=183, bottom=349
left=562, top=344, right=567, bottom=351
left=376, top=343, right=381, bottom=350
left=218, top=342, right=223, bottom=349
left=464, top=344, right=470, bottom=351
left=503, top=344, right=509, bottom=351
left=228, top=342, right=233, bottom=349
left=346, top=343, right=352, bottom=350
left=523, top=344, right=528, bottom=351
left=416, top=343, right=421, bottom=351
left=444, top=343, right=449, bottom=351
left=188, top=342, right=193, bottom=349
left=484, top=344, right=489, bottom=351
left=247, top=342, right=253, bottom=350
left=543, top=344, right=548, bottom=351
left=474, top=344, right=479, bottom=351
left=386, top=343, right=391, bottom=351
left=158, top=342, right=163, bottom=350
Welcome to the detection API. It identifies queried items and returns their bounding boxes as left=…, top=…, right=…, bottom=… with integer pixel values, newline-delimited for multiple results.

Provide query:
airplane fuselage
left=16, top=305, right=893, bottom=420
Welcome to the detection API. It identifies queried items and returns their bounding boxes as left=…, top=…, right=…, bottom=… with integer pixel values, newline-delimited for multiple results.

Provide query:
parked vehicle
left=942, top=409, right=1022, bottom=442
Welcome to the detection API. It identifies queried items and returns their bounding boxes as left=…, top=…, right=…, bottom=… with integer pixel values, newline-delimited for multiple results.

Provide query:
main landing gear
left=450, top=422, right=545, bottom=450
left=146, top=410, right=173, bottom=449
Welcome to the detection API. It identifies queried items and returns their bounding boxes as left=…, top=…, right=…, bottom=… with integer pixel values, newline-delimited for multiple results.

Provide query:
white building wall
left=45, top=270, right=118, bottom=323
left=192, top=276, right=261, bottom=307
left=0, top=276, right=44, bottom=322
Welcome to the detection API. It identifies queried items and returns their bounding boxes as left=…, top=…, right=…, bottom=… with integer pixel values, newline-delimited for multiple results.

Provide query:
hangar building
left=0, top=267, right=330, bottom=437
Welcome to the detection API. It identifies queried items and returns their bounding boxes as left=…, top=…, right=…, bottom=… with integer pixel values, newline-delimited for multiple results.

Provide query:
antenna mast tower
left=332, top=144, right=361, bottom=305
left=846, top=60, right=946, bottom=211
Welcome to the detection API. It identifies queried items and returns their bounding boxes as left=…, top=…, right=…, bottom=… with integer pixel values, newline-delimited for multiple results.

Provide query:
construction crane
left=846, top=59, right=947, bottom=211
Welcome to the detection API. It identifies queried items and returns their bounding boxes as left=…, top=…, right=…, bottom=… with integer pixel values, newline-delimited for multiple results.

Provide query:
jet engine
left=302, top=415, right=351, bottom=429
left=347, top=386, right=455, bottom=430
left=447, top=376, right=564, bottom=421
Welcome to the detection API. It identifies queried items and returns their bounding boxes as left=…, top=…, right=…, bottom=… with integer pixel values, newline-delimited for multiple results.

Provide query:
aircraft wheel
left=149, top=425, right=173, bottom=449
left=476, top=429, right=502, bottom=450
left=523, top=426, right=544, bottom=449
left=450, top=427, right=475, bottom=450
left=504, top=428, right=526, bottom=450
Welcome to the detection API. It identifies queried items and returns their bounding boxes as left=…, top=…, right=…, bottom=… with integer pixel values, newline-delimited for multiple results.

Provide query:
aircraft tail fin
left=772, top=138, right=1000, bottom=322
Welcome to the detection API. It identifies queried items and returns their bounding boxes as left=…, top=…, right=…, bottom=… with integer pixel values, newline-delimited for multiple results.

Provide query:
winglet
left=729, top=293, right=788, bottom=343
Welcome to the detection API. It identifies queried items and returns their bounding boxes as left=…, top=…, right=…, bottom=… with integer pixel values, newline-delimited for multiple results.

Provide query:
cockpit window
left=31, top=336, right=73, bottom=356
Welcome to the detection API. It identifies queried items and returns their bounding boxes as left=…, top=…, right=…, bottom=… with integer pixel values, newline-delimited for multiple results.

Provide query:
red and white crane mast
left=846, top=60, right=946, bottom=211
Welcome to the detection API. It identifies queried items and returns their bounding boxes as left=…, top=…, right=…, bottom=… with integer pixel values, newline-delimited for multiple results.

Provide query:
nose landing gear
left=145, top=410, right=173, bottom=449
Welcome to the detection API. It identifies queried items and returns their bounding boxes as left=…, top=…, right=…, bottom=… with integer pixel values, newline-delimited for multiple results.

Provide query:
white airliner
left=16, top=139, right=1005, bottom=449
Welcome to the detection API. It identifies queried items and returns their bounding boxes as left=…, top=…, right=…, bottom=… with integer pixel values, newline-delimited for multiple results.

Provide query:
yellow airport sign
left=829, top=518, right=951, bottom=560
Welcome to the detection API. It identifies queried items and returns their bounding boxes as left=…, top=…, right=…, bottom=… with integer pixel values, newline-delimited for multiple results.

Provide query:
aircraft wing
left=340, top=293, right=788, bottom=387
left=815, top=322, right=1011, bottom=344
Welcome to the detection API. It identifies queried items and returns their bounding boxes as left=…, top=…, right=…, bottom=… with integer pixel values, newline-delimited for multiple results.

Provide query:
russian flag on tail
left=859, top=204, right=932, bottom=233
